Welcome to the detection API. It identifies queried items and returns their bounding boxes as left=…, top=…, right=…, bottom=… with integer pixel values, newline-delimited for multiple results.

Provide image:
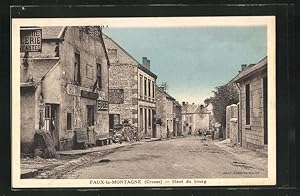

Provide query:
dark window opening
left=113, top=114, right=120, bottom=125
left=152, top=81, right=155, bottom=98
left=109, top=114, right=120, bottom=130
left=148, top=79, right=151, bottom=98
left=139, top=108, right=143, bottom=130
left=140, top=75, right=143, bottom=99
left=87, top=105, right=94, bottom=126
left=148, top=108, right=151, bottom=127
left=45, top=105, right=51, bottom=131
left=245, top=84, right=250, bottom=125
left=74, top=52, right=81, bottom=85
left=144, top=108, right=147, bottom=134
left=96, top=63, right=102, bottom=89
left=67, top=113, right=72, bottom=130
left=144, top=78, right=147, bottom=97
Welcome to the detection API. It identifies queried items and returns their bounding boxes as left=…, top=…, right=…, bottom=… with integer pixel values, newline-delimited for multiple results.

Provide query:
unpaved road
left=63, top=137, right=267, bottom=179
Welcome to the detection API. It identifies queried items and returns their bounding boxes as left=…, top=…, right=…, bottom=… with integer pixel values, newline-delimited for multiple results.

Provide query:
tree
left=204, top=83, right=239, bottom=129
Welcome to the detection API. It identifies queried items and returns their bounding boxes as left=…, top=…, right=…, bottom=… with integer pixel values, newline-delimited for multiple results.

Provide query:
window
left=74, top=52, right=81, bottom=84
left=245, top=84, right=250, bottom=125
left=152, top=81, right=155, bottom=99
left=144, top=108, right=147, bottom=133
left=67, top=113, right=72, bottom=130
left=45, top=105, right=51, bottom=131
left=144, top=77, right=147, bottom=98
left=148, top=108, right=151, bottom=127
left=109, top=114, right=120, bottom=129
left=139, top=75, right=143, bottom=99
left=140, top=108, right=143, bottom=129
left=96, top=63, right=102, bottom=90
left=148, top=79, right=151, bottom=99
left=87, top=105, right=94, bottom=126
left=113, top=114, right=120, bottom=125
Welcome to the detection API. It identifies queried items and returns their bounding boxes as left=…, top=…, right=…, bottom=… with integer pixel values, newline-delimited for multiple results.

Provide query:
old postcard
left=12, top=16, right=276, bottom=188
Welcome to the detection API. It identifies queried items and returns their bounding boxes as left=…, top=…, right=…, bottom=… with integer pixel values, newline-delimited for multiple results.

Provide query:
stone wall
left=228, top=104, right=239, bottom=144
left=225, top=104, right=239, bottom=144
left=194, top=113, right=210, bottom=131
left=59, top=26, right=110, bottom=141
left=20, top=87, right=36, bottom=153
left=109, top=64, right=138, bottom=127
left=20, top=26, right=110, bottom=152
left=225, top=106, right=231, bottom=139
left=155, top=87, right=174, bottom=138
left=181, top=113, right=193, bottom=135
left=137, top=68, right=156, bottom=138
left=104, top=34, right=156, bottom=138
left=174, top=105, right=182, bottom=136
left=240, top=72, right=267, bottom=150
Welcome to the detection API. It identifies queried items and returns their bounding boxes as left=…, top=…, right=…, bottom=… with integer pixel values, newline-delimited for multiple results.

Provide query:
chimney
left=142, top=57, right=150, bottom=70
left=200, top=104, right=204, bottom=110
left=241, top=64, right=247, bottom=71
left=159, top=86, right=165, bottom=92
left=182, top=101, right=186, bottom=105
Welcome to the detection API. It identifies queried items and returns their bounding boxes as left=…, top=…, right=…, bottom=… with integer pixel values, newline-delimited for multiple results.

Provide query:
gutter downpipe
left=235, top=82, right=242, bottom=146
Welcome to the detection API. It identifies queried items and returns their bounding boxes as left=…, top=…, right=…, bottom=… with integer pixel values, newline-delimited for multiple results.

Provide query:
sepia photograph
left=11, top=16, right=276, bottom=188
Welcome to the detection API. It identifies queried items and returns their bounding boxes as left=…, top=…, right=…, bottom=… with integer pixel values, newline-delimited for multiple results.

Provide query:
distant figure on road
left=211, top=128, right=216, bottom=140
left=200, top=129, right=206, bottom=141
left=198, top=129, right=201, bottom=137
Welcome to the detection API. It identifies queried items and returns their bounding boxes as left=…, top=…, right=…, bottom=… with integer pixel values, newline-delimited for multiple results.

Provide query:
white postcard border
left=12, top=16, right=276, bottom=188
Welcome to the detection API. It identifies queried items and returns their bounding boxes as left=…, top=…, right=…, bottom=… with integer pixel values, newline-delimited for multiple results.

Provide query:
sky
left=103, top=26, right=267, bottom=104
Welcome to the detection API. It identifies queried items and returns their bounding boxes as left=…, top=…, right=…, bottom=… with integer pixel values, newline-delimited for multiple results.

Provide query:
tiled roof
left=195, top=105, right=210, bottom=114
left=21, top=58, right=60, bottom=87
left=182, top=103, right=210, bottom=114
left=41, top=26, right=64, bottom=39
left=182, top=104, right=199, bottom=114
left=233, top=56, right=267, bottom=83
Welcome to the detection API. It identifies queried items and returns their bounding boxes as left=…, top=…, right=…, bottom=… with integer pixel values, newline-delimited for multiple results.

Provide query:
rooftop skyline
left=103, top=26, right=267, bottom=104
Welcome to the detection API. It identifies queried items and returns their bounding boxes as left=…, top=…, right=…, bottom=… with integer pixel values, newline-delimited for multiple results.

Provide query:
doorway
left=152, top=110, right=156, bottom=138
left=173, top=119, right=176, bottom=136
left=44, top=104, right=59, bottom=150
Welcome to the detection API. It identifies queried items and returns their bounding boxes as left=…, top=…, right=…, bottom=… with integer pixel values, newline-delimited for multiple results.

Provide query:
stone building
left=225, top=104, right=239, bottom=144
left=233, top=56, right=268, bottom=150
left=20, top=26, right=110, bottom=154
left=181, top=102, right=210, bottom=136
left=174, top=101, right=182, bottom=136
left=103, top=34, right=157, bottom=138
left=155, top=86, right=181, bottom=138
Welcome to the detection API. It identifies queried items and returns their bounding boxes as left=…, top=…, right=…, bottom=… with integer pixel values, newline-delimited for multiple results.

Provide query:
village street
left=62, top=137, right=267, bottom=179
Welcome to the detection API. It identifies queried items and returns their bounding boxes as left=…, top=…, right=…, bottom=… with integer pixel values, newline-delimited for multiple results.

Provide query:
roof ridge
left=103, top=32, right=157, bottom=78
left=102, top=33, right=140, bottom=66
